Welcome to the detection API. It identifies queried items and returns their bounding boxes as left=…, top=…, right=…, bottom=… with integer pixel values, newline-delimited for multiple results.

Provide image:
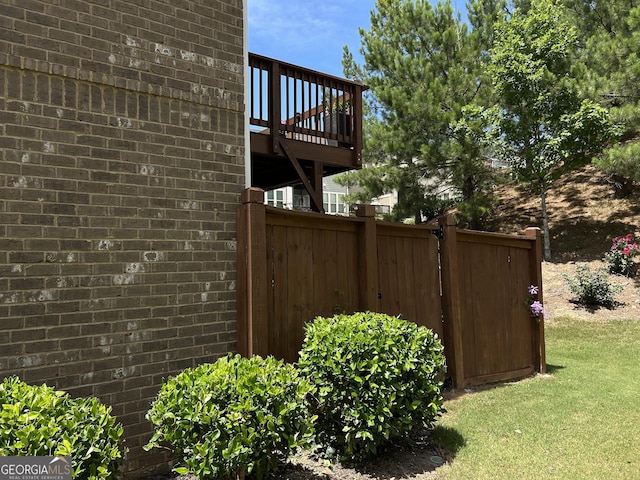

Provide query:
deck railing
left=249, top=53, right=366, bottom=158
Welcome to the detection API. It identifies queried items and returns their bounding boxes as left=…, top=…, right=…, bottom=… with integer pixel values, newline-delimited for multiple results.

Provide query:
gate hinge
left=431, top=225, right=444, bottom=239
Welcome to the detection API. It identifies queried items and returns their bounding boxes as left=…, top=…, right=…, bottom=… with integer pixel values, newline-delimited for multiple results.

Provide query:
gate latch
left=431, top=225, right=444, bottom=239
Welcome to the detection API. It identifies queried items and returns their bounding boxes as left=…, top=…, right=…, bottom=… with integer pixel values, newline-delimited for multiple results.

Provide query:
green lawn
left=434, top=318, right=640, bottom=480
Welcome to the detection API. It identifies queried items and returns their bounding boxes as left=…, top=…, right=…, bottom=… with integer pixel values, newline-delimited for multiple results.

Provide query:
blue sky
left=247, top=0, right=378, bottom=78
left=247, top=1, right=468, bottom=79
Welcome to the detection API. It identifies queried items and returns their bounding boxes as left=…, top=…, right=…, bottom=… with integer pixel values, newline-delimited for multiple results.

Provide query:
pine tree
left=338, top=0, right=505, bottom=227
left=561, top=0, right=640, bottom=196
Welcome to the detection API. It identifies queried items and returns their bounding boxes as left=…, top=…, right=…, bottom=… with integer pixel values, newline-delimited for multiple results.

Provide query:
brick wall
left=0, top=0, right=244, bottom=475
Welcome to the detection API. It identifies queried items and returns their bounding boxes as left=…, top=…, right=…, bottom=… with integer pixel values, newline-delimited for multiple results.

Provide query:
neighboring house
left=0, top=1, right=365, bottom=476
left=265, top=174, right=353, bottom=215
left=365, top=171, right=461, bottom=222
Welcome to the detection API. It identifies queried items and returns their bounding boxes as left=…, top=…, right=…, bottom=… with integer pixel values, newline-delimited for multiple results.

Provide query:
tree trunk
left=540, top=189, right=552, bottom=261
left=463, top=175, right=481, bottom=230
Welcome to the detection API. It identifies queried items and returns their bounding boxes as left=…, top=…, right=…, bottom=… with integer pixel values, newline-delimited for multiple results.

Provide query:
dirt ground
left=489, top=164, right=640, bottom=324
left=542, top=260, right=640, bottom=323
left=158, top=431, right=446, bottom=480
left=153, top=166, right=640, bottom=480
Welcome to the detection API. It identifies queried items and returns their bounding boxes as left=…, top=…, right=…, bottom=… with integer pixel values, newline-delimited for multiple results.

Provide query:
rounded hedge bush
left=298, top=312, right=446, bottom=460
left=0, top=376, right=124, bottom=480
left=145, top=354, right=316, bottom=480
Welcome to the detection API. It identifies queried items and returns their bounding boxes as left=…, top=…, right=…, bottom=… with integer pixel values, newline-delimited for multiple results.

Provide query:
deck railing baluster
left=249, top=53, right=365, bottom=148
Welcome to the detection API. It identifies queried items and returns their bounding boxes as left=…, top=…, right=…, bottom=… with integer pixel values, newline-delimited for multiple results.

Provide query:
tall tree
left=488, top=0, right=615, bottom=260
left=561, top=0, right=640, bottom=196
left=339, top=0, right=505, bottom=227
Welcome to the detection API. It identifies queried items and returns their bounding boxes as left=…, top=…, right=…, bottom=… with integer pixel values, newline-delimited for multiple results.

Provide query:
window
left=292, top=189, right=310, bottom=210
left=266, top=189, right=285, bottom=208
left=323, top=192, right=348, bottom=215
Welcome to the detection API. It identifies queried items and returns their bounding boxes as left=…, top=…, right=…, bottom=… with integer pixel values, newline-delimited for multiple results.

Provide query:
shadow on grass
left=432, top=425, right=466, bottom=454
left=545, top=363, right=565, bottom=375
left=443, top=368, right=558, bottom=403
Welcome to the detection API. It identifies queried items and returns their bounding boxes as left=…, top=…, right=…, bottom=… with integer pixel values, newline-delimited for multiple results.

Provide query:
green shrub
left=0, top=376, right=124, bottom=480
left=565, top=263, right=623, bottom=307
left=298, top=312, right=446, bottom=461
left=145, top=354, right=315, bottom=480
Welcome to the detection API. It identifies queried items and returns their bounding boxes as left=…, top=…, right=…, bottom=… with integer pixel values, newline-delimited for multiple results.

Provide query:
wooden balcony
left=249, top=53, right=367, bottom=212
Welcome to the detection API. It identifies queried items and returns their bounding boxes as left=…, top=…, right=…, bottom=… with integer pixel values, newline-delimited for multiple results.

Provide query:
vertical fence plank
left=356, top=205, right=379, bottom=311
left=439, top=214, right=465, bottom=388
left=526, top=227, right=546, bottom=373
left=236, top=188, right=269, bottom=358
left=457, top=241, right=479, bottom=381
left=269, top=225, right=288, bottom=360
left=285, top=227, right=314, bottom=362
left=506, top=246, right=534, bottom=372
left=339, top=230, right=361, bottom=314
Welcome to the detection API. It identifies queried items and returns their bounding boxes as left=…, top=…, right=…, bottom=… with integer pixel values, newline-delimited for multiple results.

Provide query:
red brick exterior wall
left=0, top=0, right=244, bottom=474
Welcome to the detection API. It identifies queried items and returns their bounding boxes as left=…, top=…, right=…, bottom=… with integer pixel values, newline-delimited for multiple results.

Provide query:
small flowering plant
left=604, top=233, right=639, bottom=277
left=526, top=284, right=544, bottom=323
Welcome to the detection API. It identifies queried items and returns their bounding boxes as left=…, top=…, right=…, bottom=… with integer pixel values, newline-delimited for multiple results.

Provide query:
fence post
left=439, top=214, right=465, bottom=388
left=526, top=227, right=546, bottom=374
left=237, top=188, right=269, bottom=358
left=356, top=205, right=379, bottom=311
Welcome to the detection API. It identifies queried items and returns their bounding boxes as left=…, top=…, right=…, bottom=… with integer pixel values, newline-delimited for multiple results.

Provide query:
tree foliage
left=560, top=0, right=640, bottom=193
left=488, top=0, right=615, bottom=259
left=341, top=0, right=632, bottom=239
left=339, top=0, right=505, bottom=227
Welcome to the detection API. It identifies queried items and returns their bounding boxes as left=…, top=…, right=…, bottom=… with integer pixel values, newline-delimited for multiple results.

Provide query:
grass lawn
left=433, top=318, right=640, bottom=480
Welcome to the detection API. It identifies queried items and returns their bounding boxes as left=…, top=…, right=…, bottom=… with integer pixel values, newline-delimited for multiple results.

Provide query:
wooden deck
left=249, top=53, right=367, bottom=212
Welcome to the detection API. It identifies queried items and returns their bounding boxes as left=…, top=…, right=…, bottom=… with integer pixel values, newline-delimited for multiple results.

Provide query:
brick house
left=0, top=0, right=245, bottom=474
left=0, top=0, right=370, bottom=475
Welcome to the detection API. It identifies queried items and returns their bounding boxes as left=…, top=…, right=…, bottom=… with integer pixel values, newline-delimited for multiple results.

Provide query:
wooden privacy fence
left=237, top=188, right=545, bottom=387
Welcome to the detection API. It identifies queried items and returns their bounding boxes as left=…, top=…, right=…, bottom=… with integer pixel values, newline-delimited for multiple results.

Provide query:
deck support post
left=279, top=139, right=325, bottom=213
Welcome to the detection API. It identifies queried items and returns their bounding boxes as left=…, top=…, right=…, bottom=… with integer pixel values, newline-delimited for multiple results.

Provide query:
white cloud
left=249, top=1, right=345, bottom=48
left=247, top=0, right=369, bottom=74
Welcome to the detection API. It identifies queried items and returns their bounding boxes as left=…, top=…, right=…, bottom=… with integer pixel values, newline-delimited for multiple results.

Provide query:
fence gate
left=375, top=223, right=444, bottom=340
left=454, top=231, right=543, bottom=385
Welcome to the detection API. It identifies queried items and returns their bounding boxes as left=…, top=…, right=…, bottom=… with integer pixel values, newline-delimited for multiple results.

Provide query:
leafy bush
left=604, top=233, right=639, bottom=277
left=565, top=263, right=623, bottom=307
left=0, top=376, right=124, bottom=480
left=298, top=312, right=446, bottom=460
left=145, top=354, right=315, bottom=480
